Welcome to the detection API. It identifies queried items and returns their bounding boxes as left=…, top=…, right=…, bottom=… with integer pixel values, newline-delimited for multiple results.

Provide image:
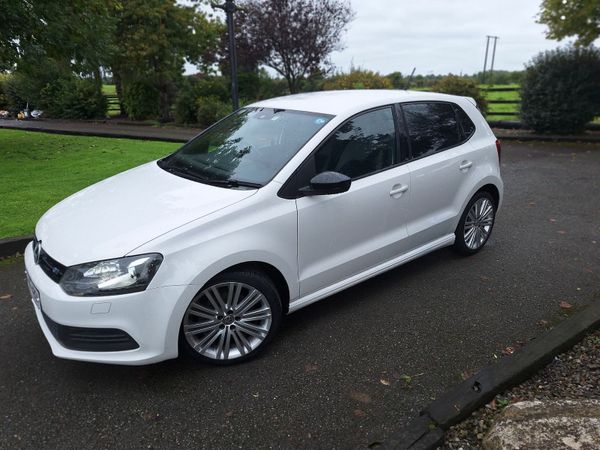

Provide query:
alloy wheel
left=463, top=197, right=495, bottom=250
left=182, top=282, right=273, bottom=361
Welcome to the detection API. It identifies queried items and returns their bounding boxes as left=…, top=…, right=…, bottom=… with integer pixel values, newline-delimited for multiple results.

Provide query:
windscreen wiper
left=203, top=179, right=263, bottom=189
left=159, top=162, right=261, bottom=189
left=160, top=164, right=207, bottom=183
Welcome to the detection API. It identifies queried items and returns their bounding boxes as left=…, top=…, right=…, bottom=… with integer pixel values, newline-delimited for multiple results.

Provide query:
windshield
left=158, top=107, right=333, bottom=187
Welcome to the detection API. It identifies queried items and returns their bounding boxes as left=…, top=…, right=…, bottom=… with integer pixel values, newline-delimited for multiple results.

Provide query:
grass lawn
left=0, top=129, right=178, bottom=239
left=102, top=84, right=116, bottom=95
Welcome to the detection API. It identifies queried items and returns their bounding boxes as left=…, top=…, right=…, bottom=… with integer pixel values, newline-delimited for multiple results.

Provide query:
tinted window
left=402, top=102, right=461, bottom=158
left=159, top=108, right=332, bottom=186
left=313, top=107, right=396, bottom=179
left=454, top=104, right=476, bottom=138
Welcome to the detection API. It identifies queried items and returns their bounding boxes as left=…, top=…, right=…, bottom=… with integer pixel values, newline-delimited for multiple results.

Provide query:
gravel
left=440, top=329, right=600, bottom=449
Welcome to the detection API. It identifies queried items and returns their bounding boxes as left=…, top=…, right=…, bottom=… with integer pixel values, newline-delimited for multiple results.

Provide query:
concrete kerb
left=378, top=300, right=600, bottom=449
left=0, top=235, right=33, bottom=258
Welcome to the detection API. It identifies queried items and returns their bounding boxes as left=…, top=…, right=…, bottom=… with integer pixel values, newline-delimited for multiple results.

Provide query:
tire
left=179, top=270, right=282, bottom=365
left=453, top=191, right=497, bottom=256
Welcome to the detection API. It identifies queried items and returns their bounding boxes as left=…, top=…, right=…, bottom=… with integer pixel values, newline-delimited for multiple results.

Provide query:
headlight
left=60, top=254, right=163, bottom=296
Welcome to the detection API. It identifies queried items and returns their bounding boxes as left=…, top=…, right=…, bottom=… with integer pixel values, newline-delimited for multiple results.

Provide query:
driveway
left=1, top=142, right=599, bottom=449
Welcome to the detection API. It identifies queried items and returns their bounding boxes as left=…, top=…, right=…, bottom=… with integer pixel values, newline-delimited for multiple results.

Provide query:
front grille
left=33, top=237, right=66, bottom=283
left=42, top=310, right=139, bottom=352
left=38, top=248, right=67, bottom=283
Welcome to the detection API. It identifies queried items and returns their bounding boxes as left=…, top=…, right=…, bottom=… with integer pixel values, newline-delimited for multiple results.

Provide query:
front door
left=294, top=107, right=412, bottom=297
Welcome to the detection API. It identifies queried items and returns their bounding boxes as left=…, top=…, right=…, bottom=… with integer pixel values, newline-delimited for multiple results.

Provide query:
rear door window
left=402, top=102, right=462, bottom=159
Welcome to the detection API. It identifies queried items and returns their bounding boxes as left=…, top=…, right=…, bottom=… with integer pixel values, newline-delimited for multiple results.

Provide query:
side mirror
left=299, top=171, right=351, bottom=196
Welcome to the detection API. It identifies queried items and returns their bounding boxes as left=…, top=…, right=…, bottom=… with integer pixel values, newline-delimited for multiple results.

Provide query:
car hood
left=36, top=161, right=257, bottom=266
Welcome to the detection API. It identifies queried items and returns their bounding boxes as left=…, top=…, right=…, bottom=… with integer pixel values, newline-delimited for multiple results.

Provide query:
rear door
left=400, top=101, right=477, bottom=248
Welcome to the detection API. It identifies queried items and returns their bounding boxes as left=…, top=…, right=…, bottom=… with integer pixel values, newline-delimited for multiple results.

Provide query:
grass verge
left=0, top=129, right=178, bottom=238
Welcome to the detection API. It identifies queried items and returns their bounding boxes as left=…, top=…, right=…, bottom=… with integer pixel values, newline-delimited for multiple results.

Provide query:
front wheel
left=180, top=270, right=282, bottom=365
left=454, top=191, right=496, bottom=255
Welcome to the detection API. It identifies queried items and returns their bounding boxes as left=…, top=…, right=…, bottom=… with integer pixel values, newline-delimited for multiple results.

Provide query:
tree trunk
left=112, top=70, right=126, bottom=116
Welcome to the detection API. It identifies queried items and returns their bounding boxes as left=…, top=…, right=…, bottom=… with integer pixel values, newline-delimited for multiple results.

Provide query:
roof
left=250, top=89, right=470, bottom=117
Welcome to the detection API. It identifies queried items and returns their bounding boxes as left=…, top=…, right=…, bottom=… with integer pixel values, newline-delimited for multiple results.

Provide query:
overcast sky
left=329, top=0, right=569, bottom=75
left=194, top=0, right=594, bottom=76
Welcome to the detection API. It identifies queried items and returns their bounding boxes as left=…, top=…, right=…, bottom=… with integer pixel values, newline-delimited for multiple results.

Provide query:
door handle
left=459, top=161, right=473, bottom=171
left=389, top=184, right=408, bottom=197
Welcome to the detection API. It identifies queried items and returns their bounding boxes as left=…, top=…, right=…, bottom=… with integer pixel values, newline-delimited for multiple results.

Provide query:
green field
left=0, top=129, right=178, bottom=238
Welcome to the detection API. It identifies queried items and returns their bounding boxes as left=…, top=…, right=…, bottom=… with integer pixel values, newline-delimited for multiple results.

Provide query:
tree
left=240, top=0, right=354, bottom=93
left=1, top=0, right=116, bottom=117
left=111, top=0, right=221, bottom=120
left=538, top=0, right=600, bottom=46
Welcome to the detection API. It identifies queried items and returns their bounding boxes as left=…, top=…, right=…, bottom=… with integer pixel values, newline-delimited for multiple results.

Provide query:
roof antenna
left=405, top=67, right=416, bottom=90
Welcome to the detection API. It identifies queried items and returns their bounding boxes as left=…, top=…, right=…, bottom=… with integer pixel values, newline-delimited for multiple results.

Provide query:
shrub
left=196, top=76, right=230, bottom=103
left=0, top=74, right=12, bottom=109
left=122, top=81, right=160, bottom=120
left=196, top=96, right=231, bottom=127
left=431, top=75, right=488, bottom=114
left=173, top=78, right=199, bottom=125
left=257, top=70, right=289, bottom=98
left=39, top=77, right=107, bottom=119
left=323, top=69, right=392, bottom=90
left=520, top=46, right=600, bottom=134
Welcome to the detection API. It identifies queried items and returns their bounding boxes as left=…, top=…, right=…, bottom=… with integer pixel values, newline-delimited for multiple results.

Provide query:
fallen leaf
left=557, top=230, right=566, bottom=234
left=538, top=319, right=550, bottom=327
left=0, top=294, right=12, bottom=300
left=141, top=411, right=160, bottom=422
left=353, top=409, right=366, bottom=417
left=560, top=301, right=573, bottom=309
left=304, top=363, right=318, bottom=373
left=549, top=218, right=557, bottom=222
left=349, top=391, right=371, bottom=404
left=379, top=379, right=391, bottom=386
left=460, top=371, right=472, bottom=380
left=400, top=374, right=412, bottom=384
left=502, top=346, right=515, bottom=355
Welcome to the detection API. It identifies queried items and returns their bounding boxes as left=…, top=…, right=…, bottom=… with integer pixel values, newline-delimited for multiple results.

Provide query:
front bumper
left=24, top=243, right=192, bottom=365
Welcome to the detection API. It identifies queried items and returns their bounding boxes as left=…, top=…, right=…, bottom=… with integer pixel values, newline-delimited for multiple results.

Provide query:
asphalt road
left=1, top=142, right=599, bottom=449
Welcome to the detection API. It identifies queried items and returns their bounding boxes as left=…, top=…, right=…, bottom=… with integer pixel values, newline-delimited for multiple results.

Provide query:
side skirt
left=288, top=233, right=455, bottom=313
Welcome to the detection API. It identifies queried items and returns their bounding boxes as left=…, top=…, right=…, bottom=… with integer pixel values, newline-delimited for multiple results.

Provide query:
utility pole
left=482, top=36, right=490, bottom=84
left=482, top=35, right=499, bottom=85
left=489, top=35, right=499, bottom=82
left=213, top=0, right=239, bottom=110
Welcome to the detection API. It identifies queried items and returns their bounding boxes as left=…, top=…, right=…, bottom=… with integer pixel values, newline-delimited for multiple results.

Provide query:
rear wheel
left=180, top=270, right=282, bottom=365
left=454, top=191, right=496, bottom=255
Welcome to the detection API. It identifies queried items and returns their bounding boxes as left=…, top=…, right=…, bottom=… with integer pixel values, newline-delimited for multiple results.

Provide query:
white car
left=24, top=90, right=503, bottom=365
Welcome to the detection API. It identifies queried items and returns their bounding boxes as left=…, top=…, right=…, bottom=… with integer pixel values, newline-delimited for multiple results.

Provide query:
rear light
left=495, top=139, right=502, bottom=163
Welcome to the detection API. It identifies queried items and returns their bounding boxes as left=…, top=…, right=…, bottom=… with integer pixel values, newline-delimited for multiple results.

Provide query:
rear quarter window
left=453, top=104, right=476, bottom=139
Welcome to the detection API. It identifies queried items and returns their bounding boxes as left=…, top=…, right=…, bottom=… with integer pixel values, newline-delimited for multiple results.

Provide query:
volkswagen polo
left=24, top=90, right=503, bottom=365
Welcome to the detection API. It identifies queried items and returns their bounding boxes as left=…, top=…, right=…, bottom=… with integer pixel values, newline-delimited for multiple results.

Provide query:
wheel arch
left=476, top=183, right=500, bottom=208
left=210, top=261, right=291, bottom=314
